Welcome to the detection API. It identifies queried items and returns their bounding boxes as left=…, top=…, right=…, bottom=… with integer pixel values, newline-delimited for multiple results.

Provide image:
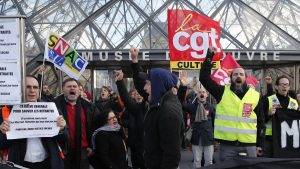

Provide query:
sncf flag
left=211, top=53, right=258, bottom=87
left=44, top=33, right=88, bottom=80
left=168, top=9, right=222, bottom=69
left=273, top=109, right=300, bottom=158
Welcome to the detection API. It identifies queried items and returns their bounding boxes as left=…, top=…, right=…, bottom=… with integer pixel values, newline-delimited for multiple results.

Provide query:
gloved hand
left=202, top=48, right=214, bottom=69
left=205, top=48, right=214, bottom=63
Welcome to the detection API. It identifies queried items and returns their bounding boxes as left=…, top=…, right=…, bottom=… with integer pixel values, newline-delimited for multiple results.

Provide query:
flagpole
left=59, top=69, right=63, bottom=94
left=39, top=59, right=46, bottom=100
left=40, top=31, right=50, bottom=100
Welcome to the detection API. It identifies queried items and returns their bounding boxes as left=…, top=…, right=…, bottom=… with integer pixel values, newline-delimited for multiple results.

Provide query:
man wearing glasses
left=0, top=75, right=66, bottom=169
left=263, top=75, right=298, bottom=157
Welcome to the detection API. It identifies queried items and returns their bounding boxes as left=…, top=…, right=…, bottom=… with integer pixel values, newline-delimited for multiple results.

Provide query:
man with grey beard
left=54, top=78, right=100, bottom=169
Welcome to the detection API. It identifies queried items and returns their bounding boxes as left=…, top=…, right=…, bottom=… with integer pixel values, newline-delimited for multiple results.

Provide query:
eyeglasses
left=279, top=83, right=289, bottom=87
left=108, top=116, right=117, bottom=121
left=26, top=85, right=39, bottom=90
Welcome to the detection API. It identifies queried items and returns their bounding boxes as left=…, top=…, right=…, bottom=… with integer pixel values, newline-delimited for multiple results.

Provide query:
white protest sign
left=0, top=17, right=22, bottom=104
left=0, top=62, right=21, bottom=104
left=6, top=102, right=60, bottom=139
left=0, top=19, right=19, bottom=60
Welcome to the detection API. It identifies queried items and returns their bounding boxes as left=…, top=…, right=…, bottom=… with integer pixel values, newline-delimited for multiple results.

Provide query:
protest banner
left=44, top=32, right=88, bottom=80
left=272, top=109, right=300, bottom=158
left=6, top=102, right=60, bottom=139
left=211, top=53, right=258, bottom=87
left=0, top=19, right=19, bottom=61
left=168, top=9, right=222, bottom=69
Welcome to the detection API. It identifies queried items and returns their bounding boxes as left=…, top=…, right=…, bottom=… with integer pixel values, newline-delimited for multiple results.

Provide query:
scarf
left=195, top=101, right=207, bottom=122
left=91, top=124, right=121, bottom=150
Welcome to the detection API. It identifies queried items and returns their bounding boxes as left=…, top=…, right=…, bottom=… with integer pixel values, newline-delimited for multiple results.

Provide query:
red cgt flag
left=168, top=9, right=222, bottom=69
left=211, top=53, right=258, bottom=87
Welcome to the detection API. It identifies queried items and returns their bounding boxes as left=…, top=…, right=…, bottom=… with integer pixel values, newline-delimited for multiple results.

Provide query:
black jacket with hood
left=143, top=68, right=184, bottom=169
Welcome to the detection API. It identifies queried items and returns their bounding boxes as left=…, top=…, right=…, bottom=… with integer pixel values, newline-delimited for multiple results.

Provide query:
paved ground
left=179, top=149, right=194, bottom=169
left=90, top=148, right=200, bottom=169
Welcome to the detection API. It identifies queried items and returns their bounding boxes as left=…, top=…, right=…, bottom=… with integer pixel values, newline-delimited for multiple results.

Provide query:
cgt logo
left=212, top=69, right=230, bottom=85
left=172, top=13, right=221, bottom=59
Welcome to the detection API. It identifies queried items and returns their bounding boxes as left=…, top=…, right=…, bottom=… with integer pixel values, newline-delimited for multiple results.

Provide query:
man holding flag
left=200, top=49, right=265, bottom=161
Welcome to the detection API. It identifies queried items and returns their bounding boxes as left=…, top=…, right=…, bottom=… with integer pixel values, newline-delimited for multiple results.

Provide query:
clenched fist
left=130, top=47, right=139, bottom=63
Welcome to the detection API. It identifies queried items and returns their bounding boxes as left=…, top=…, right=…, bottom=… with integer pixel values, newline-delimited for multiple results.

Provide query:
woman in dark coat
left=91, top=109, right=127, bottom=169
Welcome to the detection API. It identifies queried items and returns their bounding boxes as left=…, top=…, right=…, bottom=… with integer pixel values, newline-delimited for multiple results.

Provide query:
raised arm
left=115, top=71, right=139, bottom=115
left=130, top=48, right=149, bottom=100
left=178, top=70, right=188, bottom=104
left=199, top=49, right=224, bottom=103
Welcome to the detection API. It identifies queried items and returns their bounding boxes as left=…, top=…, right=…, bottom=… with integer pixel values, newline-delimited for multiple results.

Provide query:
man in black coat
left=130, top=48, right=184, bottom=169
left=53, top=78, right=100, bottom=169
left=115, top=70, right=147, bottom=169
left=143, top=68, right=184, bottom=169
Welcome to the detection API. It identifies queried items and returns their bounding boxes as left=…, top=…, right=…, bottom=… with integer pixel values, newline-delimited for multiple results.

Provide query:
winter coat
left=144, top=90, right=184, bottom=169
left=93, top=130, right=127, bottom=169
left=53, top=94, right=100, bottom=154
left=95, top=97, right=123, bottom=113
left=144, top=68, right=184, bottom=169
left=183, top=101, right=215, bottom=146
left=177, top=86, right=215, bottom=146
left=116, top=79, right=147, bottom=148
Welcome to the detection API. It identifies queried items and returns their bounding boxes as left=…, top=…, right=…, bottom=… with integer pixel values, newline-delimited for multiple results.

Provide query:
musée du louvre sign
left=79, top=50, right=284, bottom=62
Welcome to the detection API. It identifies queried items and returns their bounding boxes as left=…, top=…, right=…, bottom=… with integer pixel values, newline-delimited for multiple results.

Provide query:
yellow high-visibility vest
left=215, top=85, right=260, bottom=143
left=266, top=94, right=298, bottom=136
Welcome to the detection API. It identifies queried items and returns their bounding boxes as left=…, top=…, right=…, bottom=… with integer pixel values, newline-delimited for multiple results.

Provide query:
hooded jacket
left=143, top=68, right=184, bottom=169
left=150, top=68, right=178, bottom=105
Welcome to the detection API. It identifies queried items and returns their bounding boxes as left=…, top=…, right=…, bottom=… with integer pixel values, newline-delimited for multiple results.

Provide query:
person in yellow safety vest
left=200, top=49, right=265, bottom=162
left=263, top=75, right=298, bottom=157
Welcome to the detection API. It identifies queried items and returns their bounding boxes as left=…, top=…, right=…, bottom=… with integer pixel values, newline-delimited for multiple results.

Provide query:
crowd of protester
left=1, top=48, right=300, bottom=169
